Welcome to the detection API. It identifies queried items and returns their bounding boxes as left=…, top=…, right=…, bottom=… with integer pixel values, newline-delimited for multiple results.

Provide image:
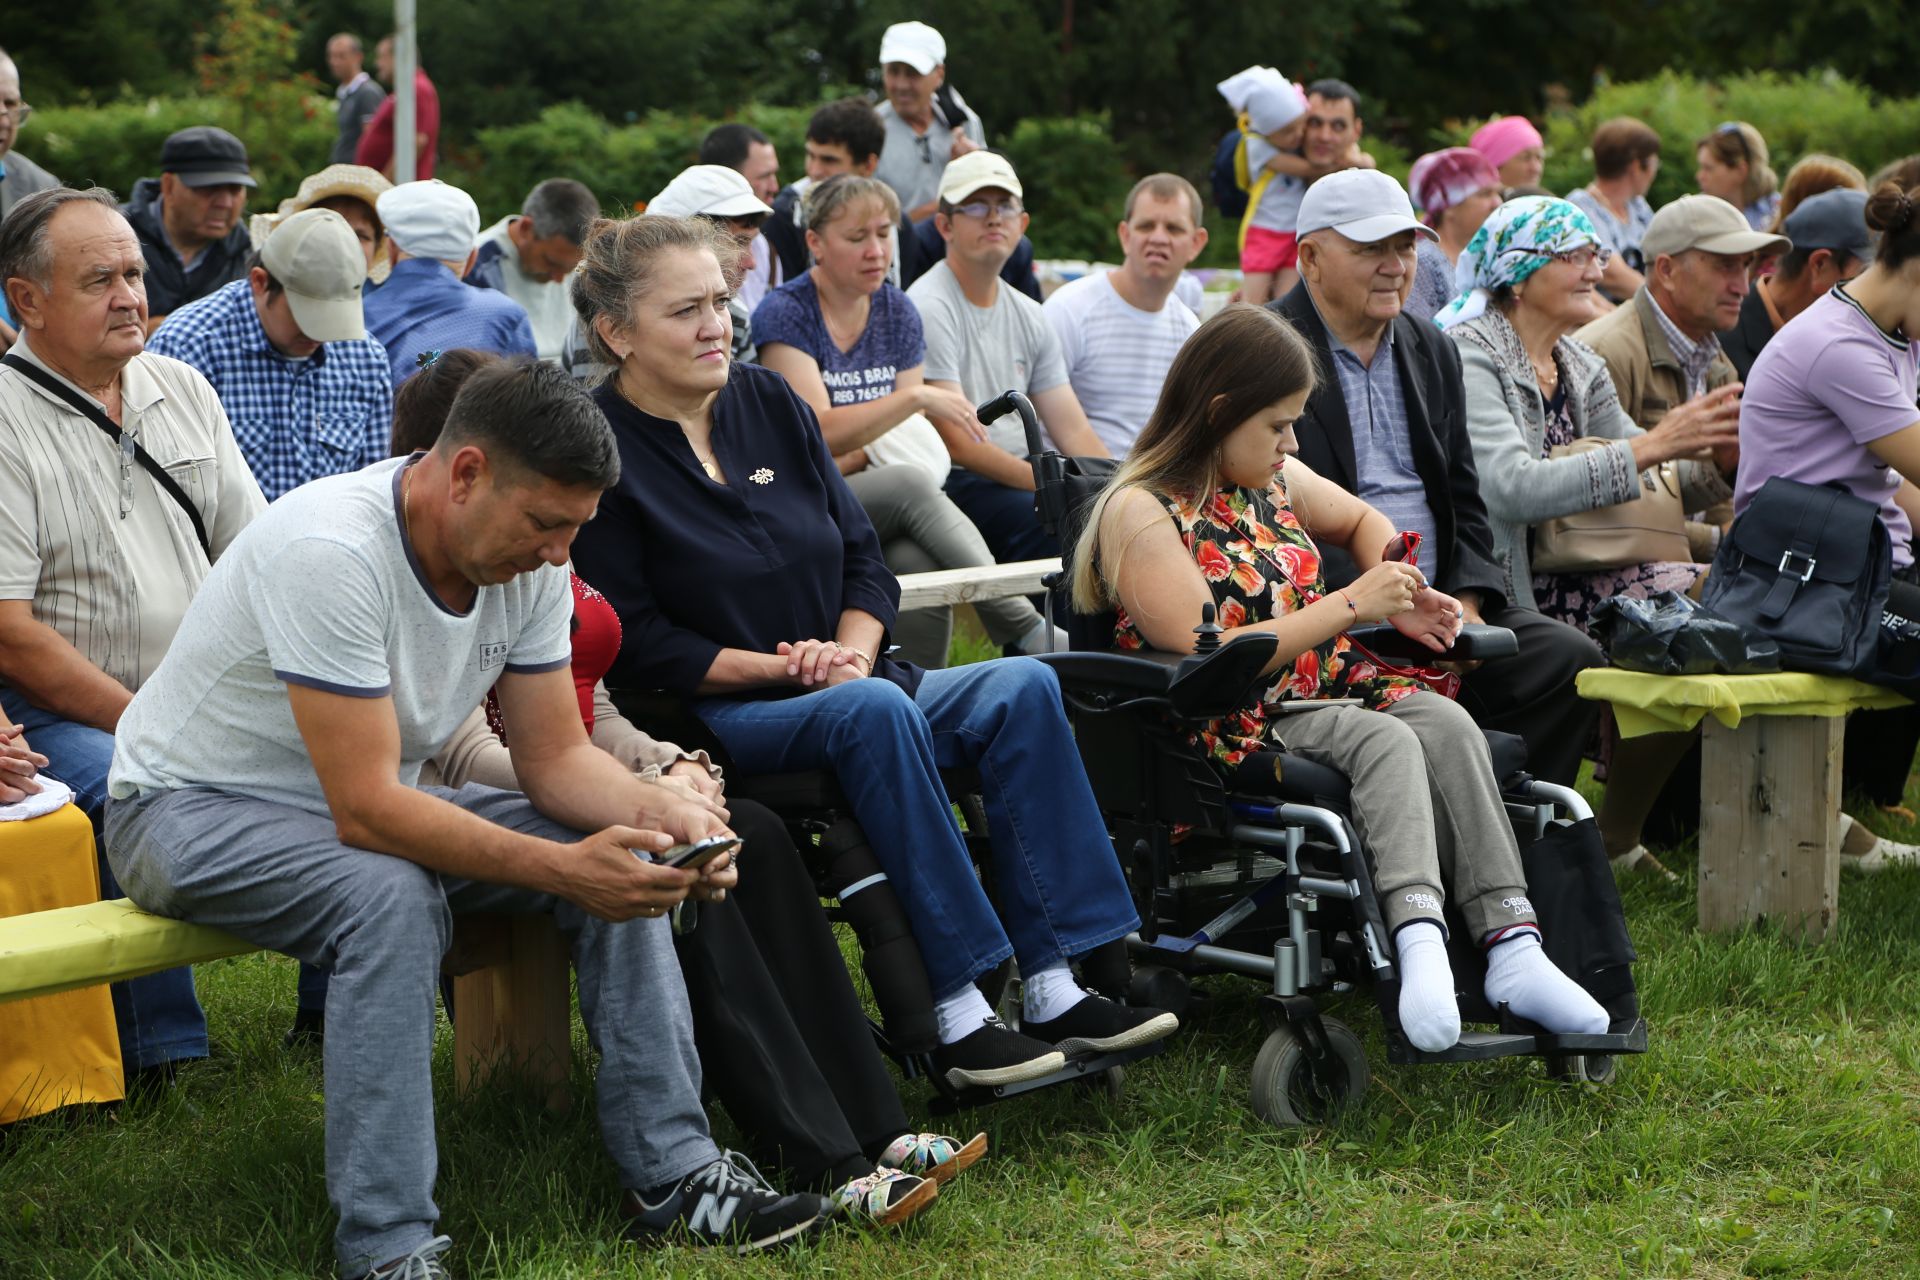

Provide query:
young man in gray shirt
left=106, top=361, right=826, bottom=1276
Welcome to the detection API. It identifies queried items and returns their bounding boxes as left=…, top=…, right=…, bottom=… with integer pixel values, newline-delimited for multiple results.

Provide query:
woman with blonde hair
left=1074, top=303, right=1608, bottom=1052
left=1694, top=121, right=1780, bottom=230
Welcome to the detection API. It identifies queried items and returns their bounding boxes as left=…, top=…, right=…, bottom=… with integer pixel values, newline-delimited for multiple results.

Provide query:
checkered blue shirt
left=147, top=280, right=393, bottom=501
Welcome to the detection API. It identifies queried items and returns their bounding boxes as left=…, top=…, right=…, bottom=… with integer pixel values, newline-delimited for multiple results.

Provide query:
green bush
left=999, top=115, right=1133, bottom=263
left=17, top=96, right=335, bottom=210
left=1445, top=71, right=1920, bottom=210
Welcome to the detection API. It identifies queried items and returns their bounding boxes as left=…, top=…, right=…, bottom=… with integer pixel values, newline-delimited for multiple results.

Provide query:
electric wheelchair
left=981, top=390, right=1650, bottom=1126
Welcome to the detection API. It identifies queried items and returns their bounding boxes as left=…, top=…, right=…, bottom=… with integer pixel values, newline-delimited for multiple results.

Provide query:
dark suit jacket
left=1718, top=284, right=1775, bottom=383
left=1269, top=283, right=1509, bottom=606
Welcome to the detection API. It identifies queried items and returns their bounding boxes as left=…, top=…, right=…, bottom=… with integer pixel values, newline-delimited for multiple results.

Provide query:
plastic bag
left=1591, top=590, right=1781, bottom=676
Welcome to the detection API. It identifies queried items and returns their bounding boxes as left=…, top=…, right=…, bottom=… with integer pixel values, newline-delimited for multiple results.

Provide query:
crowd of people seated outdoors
left=5, top=21, right=1920, bottom=1278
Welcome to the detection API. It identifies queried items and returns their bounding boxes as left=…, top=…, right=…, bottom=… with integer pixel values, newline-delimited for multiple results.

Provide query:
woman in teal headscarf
left=1442, top=196, right=1741, bottom=880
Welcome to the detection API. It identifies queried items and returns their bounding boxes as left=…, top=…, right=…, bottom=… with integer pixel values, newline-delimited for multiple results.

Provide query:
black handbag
left=1699, top=477, right=1889, bottom=681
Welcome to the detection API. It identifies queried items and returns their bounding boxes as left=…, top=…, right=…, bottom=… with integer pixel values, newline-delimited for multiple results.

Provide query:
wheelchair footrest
left=1386, top=1029, right=1540, bottom=1065
left=1534, top=1018, right=1649, bottom=1057
left=921, top=1038, right=1167, bottom=1113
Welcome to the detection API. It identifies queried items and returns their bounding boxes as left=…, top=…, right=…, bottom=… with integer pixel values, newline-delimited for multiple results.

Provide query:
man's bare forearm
left=0, top=609, right=133, bottom=730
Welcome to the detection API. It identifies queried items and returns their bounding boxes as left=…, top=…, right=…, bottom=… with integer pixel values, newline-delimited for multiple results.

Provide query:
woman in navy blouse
left=567, top=214, right=1177, bottom=1092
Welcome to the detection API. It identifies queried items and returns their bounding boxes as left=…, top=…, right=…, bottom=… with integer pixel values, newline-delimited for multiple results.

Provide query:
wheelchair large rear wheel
left=1249, top=1018, right=1369, bottom=1127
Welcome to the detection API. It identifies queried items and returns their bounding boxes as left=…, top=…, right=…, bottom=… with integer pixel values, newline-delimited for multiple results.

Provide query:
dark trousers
left=1457, top=602, right=1606, bottom=788
left=674, top=798, right=909, bottom=1189
left=945, top=467, right=1060, bottom=565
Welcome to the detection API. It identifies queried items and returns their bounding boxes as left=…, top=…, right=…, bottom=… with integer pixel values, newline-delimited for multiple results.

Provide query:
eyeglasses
left=0, top=102, right=32, bottom=126
left=1518, top=245, right=1613, bottom=271
left=948, top=198, right=1023, bottom=220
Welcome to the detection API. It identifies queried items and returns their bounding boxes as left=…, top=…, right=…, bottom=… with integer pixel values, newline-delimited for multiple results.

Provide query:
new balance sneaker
left=1020, top=995, right=1179, bottom=1057
left=829, top=1167, right=938, bottom=1227
left=362, top=1235, right=452, bottom=1280
left=930, top=1018, right=1065, bottom=1090
left=877, top=1131, right=988, bottom=1186
left=621, top=1152, right=828, bottom=1254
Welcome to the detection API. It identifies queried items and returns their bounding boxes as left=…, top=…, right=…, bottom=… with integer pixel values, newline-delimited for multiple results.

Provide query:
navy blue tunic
left=576, top=363, right=917, bottom=698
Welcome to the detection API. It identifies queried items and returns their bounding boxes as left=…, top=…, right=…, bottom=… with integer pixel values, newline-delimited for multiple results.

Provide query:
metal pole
left=394, top=0, right=417, bottom=183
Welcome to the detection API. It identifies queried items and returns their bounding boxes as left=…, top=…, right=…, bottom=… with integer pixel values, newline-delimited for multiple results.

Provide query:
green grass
left=10, top=724, right=1920, bottom=1277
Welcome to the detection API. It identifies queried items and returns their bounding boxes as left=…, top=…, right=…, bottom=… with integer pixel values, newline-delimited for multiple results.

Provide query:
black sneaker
left=621, top=1151, right=828, bottom=1253
left=930, top=1017, right=1066, bottom=1090
left=1021, top=994, right=1179, bottom=1057
left=284, top=1007, right=325, bottom=1051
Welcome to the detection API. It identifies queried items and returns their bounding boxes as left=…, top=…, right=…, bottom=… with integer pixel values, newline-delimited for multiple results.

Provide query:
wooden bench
left=1576, top=668, right=1909, bottom=942
left=0, top=899, right=574, bottom=1111
left=896, top=557, right=1061, bottom=613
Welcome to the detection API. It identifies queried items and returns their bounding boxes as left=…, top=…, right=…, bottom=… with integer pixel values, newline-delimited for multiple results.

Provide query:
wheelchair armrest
left=1033, top=649, right=1181, bottom=695
left=1167, top=634, right=1279, bottom=719
left=1345, top=622, right=1518, bottom=663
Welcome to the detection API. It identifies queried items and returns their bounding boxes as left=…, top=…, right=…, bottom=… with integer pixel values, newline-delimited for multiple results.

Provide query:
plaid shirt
left=147, top=280, right=393, bottom=501
left=1325, top=323, right=1443, bottom=579
left=1647, top=291, right=1721, bottom=401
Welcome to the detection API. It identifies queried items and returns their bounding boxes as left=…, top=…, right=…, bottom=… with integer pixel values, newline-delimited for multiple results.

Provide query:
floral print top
left=1113, top=478, right=1422, bottom=771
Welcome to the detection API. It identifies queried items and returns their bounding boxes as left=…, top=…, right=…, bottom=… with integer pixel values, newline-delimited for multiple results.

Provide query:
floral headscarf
left=1432, top=196, right=1601, bottom=330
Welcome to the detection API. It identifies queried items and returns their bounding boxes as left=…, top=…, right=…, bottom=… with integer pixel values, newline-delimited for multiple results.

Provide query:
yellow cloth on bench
left=1576, top=668, right=1910, bottom=739
left=0, top=803, right=122, bottom=1123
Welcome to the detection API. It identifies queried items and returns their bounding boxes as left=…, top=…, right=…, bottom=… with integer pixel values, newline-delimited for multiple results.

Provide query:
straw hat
left=248, top=164, right=395, bottom=283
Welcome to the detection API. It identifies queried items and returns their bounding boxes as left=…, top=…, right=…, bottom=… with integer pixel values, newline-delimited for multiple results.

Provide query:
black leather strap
left=1757, top=485, right=1837, bottom=622
left=2, top=353, right=210, bottom=555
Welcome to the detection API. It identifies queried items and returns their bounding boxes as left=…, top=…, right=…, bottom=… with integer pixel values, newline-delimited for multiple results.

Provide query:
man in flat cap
left=122, top=126, right=258, bottom=330
left=363, top=180, right=534, bottom=385
left=149, top=208, right=394, bottom=500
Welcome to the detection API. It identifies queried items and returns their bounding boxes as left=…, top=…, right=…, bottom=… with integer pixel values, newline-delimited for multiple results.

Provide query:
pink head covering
left=1408, top=147, right=1502, bottom=221
left=1470, top=116, right=1544, bottom=171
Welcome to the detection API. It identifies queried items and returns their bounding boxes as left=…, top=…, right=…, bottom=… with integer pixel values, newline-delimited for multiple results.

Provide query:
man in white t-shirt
left=105, top=361, right=827, bottom=1276
left=908, top=151, right=1106, bottom=563
left=465, top=178, right=600, bottom=363
left=1044, top=174, right=1208, bottom=456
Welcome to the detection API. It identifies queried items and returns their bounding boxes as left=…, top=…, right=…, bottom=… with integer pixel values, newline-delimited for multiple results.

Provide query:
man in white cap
left=1271, top=169, right=1606, bottom=791
left=873, top=21, right=985, bottom=223
left=149, top=208, right=393, bottom=500
left=559, top=165, right=771, bottom=383
left=908, top=150, right=1104, bottom=566
left=364, top=179, right=534, bottom=385
left=1577, top=193, right=1786, bottom=437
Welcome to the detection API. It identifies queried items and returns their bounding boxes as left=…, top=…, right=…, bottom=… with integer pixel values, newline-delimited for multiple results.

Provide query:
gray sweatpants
left=104, top=783, right=720, bottom=1276
left=1268, top=692, right=1538, bottom=942
left=846, top=465, right=1044, bottom=666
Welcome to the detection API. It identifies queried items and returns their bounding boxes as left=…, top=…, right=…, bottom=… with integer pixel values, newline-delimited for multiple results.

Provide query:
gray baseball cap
left=1782, top=188, right=1876, bottom=265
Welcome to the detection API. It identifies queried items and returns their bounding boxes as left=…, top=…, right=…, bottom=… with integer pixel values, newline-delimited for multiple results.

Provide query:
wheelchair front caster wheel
left=1127, top=965, right=1191, bottom=1020
left=1546, top=1053, right=1617, bottom=1086
left=1249, top=1019, right=1368, bottom=1127
left=1075, top=1064, right=1126, bottom=1102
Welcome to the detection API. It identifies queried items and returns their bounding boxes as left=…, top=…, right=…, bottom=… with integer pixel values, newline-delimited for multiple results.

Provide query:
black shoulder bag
left=1698, top=477, right=1888, bottom=683
left=2, top=352, right=210, bottom=556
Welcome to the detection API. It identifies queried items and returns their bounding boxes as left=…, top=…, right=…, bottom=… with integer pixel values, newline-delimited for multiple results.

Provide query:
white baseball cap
left=939, top=150, right=1022, bottom=205
left=259, top=208, right=368, bottom=342
left=1296, top=169, right=1438, bottom=246
left=879, top=21, right=946, bottom=75
left=376, top=180, right=481, bottom=263
left=646, top=165, right=774, bottom=220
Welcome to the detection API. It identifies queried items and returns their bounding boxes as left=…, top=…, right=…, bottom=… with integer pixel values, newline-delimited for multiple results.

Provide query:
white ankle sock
left=1012, top=615, right=1068, bottom=655
left=1395, top=921, right=1462, bottom=1052
left=1021, top=962, right=1088, bottom=1024
left=934, top=985, right=997, bottom=1045
left=1482, top=929, right=1609, bottom=1035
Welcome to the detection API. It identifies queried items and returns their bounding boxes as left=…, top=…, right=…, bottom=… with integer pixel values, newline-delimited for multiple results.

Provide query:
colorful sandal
left=877, top=1132, right=988, bottom=1186
left=830, top=1167, right=938, bottom=1228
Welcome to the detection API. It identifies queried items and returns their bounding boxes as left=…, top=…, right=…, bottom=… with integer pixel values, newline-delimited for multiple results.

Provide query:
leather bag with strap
left=1530, top=436, right=1690, bottom=573
left=1698, top=476, right=1888, bottom=680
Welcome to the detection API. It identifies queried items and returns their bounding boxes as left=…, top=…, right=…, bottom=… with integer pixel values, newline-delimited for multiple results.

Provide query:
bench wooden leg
left=449, top=915, right=572, bottom=1113
left=1698, top=714, right=1841, bottom=942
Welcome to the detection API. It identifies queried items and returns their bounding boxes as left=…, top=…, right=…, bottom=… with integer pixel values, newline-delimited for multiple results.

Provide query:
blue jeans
left=8, top=700, right=208, bottom=1071
left=696, top=658, right=1137, bottom=998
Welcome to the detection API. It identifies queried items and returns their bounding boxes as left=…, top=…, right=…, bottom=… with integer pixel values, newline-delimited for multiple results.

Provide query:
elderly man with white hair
left=363, top=179, right=535, bottom=384
left=0, top=185, right=266, bottom=1089
left=872, top=21, right=985, bottom=222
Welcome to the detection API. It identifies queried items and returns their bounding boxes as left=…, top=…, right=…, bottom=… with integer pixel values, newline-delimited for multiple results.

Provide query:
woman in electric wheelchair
left=564, top=212, right=1180, bottom=1094
left=1074, top=304, right=1609, bottom=1052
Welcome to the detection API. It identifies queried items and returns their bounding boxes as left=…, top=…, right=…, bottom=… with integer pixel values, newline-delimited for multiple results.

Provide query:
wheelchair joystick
left=1193, top=602, right=1223, bottom=653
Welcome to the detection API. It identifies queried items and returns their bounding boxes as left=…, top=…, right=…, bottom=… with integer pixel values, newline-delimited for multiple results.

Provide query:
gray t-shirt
left=909, top=260, right=1069, bottom=456
left=110, top=457, right=572, bottom=814
left=874, top=99, right=987, bottom=217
